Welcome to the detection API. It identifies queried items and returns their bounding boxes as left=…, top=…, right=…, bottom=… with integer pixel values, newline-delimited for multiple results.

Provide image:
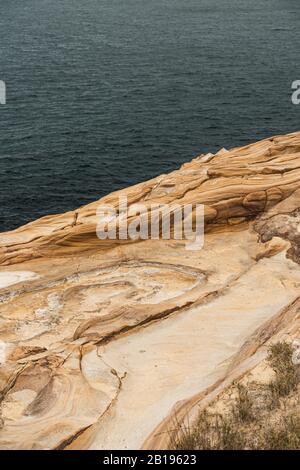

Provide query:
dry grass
left=171, top=341, right=300, bottom=450
left=267, top=342, right=299, bottom=408
left=170, top=411, right=247, bottom=450
left=261, top=414, right=300, bottom=450
left=233, top=383, right=254, bottom=423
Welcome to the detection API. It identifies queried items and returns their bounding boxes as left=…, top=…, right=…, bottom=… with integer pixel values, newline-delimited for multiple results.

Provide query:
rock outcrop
left=0, top=131, right=299, bottom=449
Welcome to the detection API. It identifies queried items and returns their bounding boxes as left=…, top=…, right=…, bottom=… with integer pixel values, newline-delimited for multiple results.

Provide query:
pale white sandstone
left=0, top=271, right=39, bottom=289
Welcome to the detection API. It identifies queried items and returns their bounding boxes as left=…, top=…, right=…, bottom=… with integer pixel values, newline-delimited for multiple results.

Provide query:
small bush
left=233, top=383, right=254, bottom=423
left=215, top=414, right=246, bottom=450
left=262, top=414, right=300, bottom=450
left=173, top=411, right=246, bottom=450
left=267, top=342, right=299, bottom=404
left=171, top=411, right=213, bottom=450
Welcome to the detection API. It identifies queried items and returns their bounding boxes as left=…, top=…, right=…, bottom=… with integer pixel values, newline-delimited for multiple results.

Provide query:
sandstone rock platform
left=0, top=131, right=299, bottom=449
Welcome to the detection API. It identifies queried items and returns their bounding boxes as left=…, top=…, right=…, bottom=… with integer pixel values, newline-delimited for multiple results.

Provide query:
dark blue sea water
left=0, top=0, right=300, bottom=232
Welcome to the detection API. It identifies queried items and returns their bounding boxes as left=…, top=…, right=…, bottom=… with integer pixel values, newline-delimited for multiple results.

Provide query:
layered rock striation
left=0, top=131, right=299, bottom=449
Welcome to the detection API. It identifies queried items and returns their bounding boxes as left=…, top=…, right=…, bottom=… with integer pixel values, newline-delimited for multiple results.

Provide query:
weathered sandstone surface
left=0, top=131, right=300, bottom=449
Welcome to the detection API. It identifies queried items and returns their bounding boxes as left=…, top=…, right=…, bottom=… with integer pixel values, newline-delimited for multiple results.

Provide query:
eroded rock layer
left=0, top=131, right=300, bottom=449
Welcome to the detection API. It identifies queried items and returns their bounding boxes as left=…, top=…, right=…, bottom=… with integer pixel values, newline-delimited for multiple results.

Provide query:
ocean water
left=0, top=0, right=300, bottom=232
